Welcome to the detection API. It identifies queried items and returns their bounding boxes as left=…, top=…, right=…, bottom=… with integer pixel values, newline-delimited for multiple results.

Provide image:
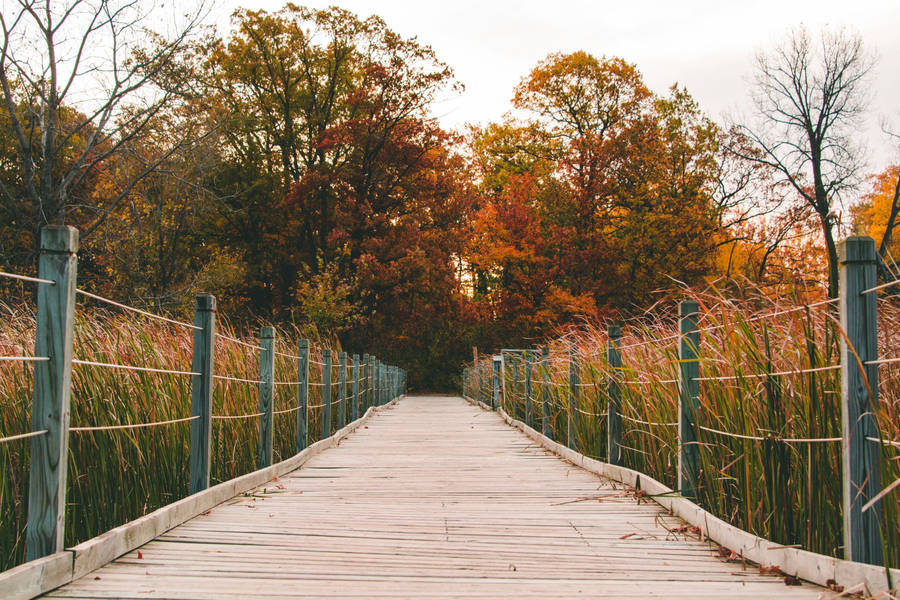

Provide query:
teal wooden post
left=568, top=347, right=578, bottom=449
left=524, top=353, right=533, bottom=427
left=541, top=347, right=551, bottom=438
left=189, top=294, right=216, bottom=495
left=322, top=349, right=332, bottom=438
left=374, top=360, right=380, bottom=405
left=678, top=301, right=701, bottom=502
left=607, top=324, right=623, bottom=466
left=352, top=354, right=360, bottom=421
left=258, top=327, right=275, bottom=469
left=362, top=353, right=371, bottom=412
left=26, top=226, right=78, bottom=561
left=839, top=237, right=883, bottom=565
left=511, top=358, right=520, bottom=418
left=337, top=351, right=347, bottom=428
left=297, top=339, right=309, bottom=452
left=491, top=355, right=501, bottom=410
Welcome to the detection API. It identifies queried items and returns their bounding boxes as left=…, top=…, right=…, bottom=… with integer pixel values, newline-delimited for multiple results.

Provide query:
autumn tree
left=0, top=0, right=209, bottom=268
left=736, top=26, right=875, bottom=297
left=470, top=52, right=720, bottom=331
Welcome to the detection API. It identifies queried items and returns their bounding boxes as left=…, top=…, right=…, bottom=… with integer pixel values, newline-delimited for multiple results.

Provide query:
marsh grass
left=465, top=287, right=900, bottom=568
left=0, top=304, right=354, bottom=571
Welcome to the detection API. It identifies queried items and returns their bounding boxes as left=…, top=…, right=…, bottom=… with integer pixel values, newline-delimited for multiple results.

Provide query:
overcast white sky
left=218, top=0, right=900, bottom=177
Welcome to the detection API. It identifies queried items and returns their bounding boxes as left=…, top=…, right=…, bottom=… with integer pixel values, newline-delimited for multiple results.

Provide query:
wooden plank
left=27, top=226, right=78, bottom=561
left=189, top=294, right=216, bottom=494
left=0, top=552, right=72, bottom=600
left=61, top=399, right=399, bottom=584
left=41, top=396, right=831, bottom=600
left=474, top=395, right=900, bottom=596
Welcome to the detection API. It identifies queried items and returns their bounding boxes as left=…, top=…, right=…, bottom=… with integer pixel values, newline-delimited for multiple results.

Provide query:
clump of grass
left=0, top=304, right=355, bottom=571
left=467, top=285, right=900, bottom=568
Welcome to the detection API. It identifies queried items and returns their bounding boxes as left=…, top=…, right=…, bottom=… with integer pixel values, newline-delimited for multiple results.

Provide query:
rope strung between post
left=620, top=414, right=677, bottom=427
left=699, top=424, right=841, bottom=443
left=868, top=436, right=900, bottom=448
left=72, top=359, right=200, bottom=377
left=572, top=406, right=606, bottom=418
left=273, top=406, right=302, bottom=415
left=622, top=378, right=678, bottom=385
left=70, top=415, right=199, bottom=432
left=0, top=355, right=49, bottom=362
left=213, top=374, right=265, bottom=385
left=861, top=279, right=900, bottom=295
left=211, top=412, right=265, bottom=420
left=0, top=270, right=55, bottom=285
left=0, top=429, right=48, bottom=444
left=693, top=364, right=839, bottom=382
left=215, top=333, right=264, bottom=351
left=76, top=289, right=200, bottom=331
left=865, top=357, right=900, bottom=366
left=273, top=381, right=302, bottom=386
left=274, top=350, right=301, bottom=360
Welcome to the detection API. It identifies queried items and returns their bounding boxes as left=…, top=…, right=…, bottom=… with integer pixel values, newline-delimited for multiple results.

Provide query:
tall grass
left=0, top=303, right=362, bottom=571
left=464, top=286, right=900, bottom=568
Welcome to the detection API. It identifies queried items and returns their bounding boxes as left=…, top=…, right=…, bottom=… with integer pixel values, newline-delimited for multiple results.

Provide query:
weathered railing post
left=363, top=353, right=371, bottom=412
left=678, top=300, right=701, bottom=502
left=491, top=355, right=501, bottom=410
left=524, top=353, right=533, bottom=428
left=375, top=360, right=382, bottom=405
left=511, top=357, right=519, bottom=417
left=541, top=347, right=551, bottom=438
left=26, top=225, right=78, bottom=561
left=607, top=324, right=623, bottom=466
left=568, top=347, right=578, bottom=449
left=352, top=354, right=360, bottom=421
left=258, top=326, right=275, bottom=469
left=296, top=339, right=309, bottom=452
left=839, top=236, right=883, bottom=565
left=338, top=351, right=347, bottom=428
left=189, top=294, right=216, bottom=495
left=322, top=349, right=332, bottom=438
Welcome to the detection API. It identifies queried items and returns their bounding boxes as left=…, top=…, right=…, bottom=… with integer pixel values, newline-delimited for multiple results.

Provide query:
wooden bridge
left=2, top=228, right=900, bottom=599
left=4, top=395, right=857, bottom=599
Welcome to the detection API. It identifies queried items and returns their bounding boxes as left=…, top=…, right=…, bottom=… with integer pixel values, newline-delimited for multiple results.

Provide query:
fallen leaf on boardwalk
left=201, top=510, right=211, bottom=515
left=759, top=565, right=783, bottom=576
left=825, top=578, right=844, bottom=592
left=783, top=575, right=801, bottom=586
left=364, top=426, right=369, bottom=429
left=619, top=533, right=637, bottom=539
left=94, top=576, right=101, bottom=580
left=137, top=551, right=143, bottom=559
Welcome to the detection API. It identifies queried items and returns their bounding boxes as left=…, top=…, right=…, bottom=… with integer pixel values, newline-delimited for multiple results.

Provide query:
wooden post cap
left=260, top=326, right=275, bottom=339
left=838, top=236, right=876, bottom=264
left=40, top=225, right=79, bottom=253
left=195, top=295, right=216, bottom=311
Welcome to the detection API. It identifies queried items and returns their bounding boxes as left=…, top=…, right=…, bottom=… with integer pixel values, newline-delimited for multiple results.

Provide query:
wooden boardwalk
left=45, top=396, right=824, bottom=599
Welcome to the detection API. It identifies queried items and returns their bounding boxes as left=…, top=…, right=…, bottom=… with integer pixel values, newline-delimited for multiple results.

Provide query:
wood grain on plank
left=44, top=396, right=824, bottom=599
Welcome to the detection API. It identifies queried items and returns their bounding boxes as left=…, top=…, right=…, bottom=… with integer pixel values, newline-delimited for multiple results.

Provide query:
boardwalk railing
left=0, top=225, right=406, bottom=570
left=463, top=236, right=899, bottom=572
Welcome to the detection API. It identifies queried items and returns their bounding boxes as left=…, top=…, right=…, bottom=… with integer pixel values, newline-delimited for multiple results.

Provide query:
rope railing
left=0, top=270, right=55, bottom=285
left=70, top=416, right=199, bottom=432
left=463, top=238, right=896, bottom=568
left=0, top=429, right=48, bottom=444
left=72, top=359, right=200, bottom=377
left=0, top=226, right=408, bottom=571
left=76, top=289, right=200, bottom=331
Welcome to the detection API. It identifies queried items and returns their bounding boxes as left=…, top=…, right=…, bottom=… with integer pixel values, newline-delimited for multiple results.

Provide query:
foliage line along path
left=44, top=396, right=821, bottom=599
